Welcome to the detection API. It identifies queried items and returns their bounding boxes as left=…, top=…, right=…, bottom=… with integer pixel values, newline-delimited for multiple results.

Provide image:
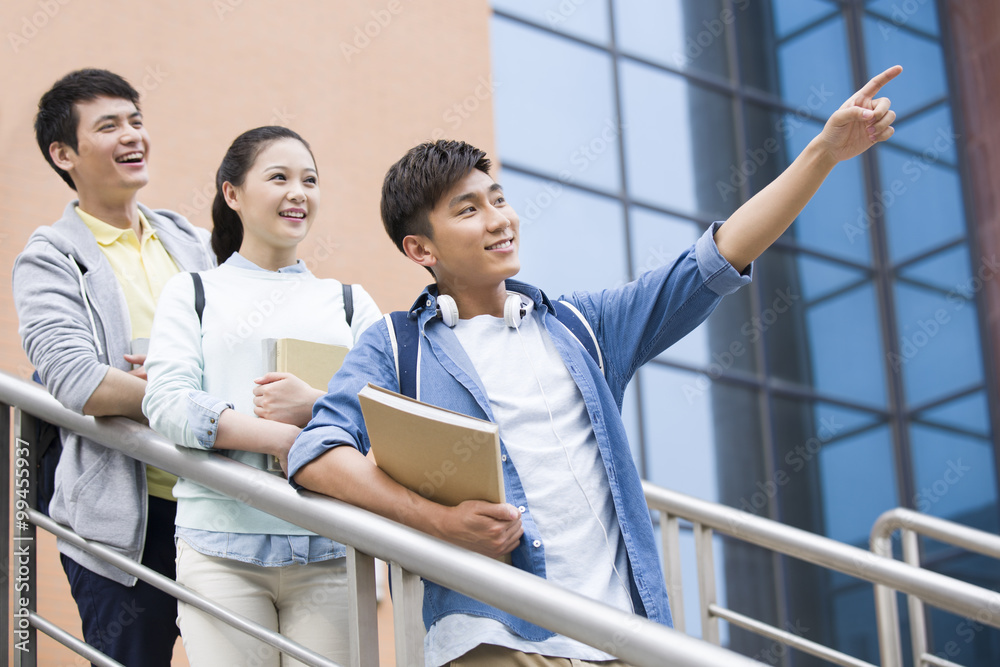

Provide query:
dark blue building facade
left=488, top=1, right=1000, bottom=664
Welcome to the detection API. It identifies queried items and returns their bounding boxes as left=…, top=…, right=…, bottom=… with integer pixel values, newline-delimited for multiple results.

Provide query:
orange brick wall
left=1, top=1, right=496, bottom=663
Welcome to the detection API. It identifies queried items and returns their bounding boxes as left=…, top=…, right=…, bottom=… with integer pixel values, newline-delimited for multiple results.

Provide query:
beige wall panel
left=1, top=1, right=494, bottom=664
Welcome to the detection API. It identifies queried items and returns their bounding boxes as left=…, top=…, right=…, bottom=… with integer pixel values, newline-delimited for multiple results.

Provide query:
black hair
left=210, top=126, right=315, bottom=264
left=380, top=140, right=492, bottom=257
left=34, top=69, right=142, bottom=191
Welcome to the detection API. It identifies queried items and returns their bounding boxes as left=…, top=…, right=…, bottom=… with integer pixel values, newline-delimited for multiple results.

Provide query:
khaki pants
left=449, top=643, right=634, bottom=666
left=176, top=538, right=349, bottom=667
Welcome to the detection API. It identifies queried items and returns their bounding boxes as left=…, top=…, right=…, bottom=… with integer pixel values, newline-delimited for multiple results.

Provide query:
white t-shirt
left=424, top=300, right=633, bottom=665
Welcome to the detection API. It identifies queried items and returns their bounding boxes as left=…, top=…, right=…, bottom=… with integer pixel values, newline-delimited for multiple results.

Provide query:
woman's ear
left=402, top=235, right=436, bottom=269
left=222, top=181, right=240, bottom=212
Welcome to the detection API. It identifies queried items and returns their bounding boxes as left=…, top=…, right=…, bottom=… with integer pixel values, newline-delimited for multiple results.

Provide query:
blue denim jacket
left=288, top=222, right=751, bottom=640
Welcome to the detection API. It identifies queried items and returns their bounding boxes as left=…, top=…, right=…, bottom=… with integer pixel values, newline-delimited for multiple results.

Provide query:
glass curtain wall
left=488, top=0, right=999, bottom=664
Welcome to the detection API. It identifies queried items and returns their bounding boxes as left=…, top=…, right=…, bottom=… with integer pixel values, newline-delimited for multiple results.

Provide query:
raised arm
left=714, top=65, right=902, bottom=272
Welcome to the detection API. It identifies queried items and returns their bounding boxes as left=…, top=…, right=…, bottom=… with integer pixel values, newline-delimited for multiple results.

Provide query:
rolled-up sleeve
left=186, top=390, right=234, bottom=449
left=144, top=273, right=216, bottom=449
left=696, top=220, right=754, bottom=296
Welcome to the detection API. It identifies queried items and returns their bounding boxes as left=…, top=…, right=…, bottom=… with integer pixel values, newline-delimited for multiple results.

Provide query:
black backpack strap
left=387, top=311, right=419, bottom=399
left=343, top=283, right=354, bottom=328
left=553, top=300, right=603, bottom=374
left=190, top=272, right=205, bottom=325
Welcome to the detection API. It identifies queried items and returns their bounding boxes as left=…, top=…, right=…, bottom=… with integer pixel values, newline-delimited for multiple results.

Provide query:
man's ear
left=402, top=234, right=436, bottom=269
left=49, top=142, right=76, bottom=172
left=221, top=181, right=240, bottom=212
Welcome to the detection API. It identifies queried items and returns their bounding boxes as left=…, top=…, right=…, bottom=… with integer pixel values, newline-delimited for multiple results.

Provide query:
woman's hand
left=252, top=372, right=325, bottom=426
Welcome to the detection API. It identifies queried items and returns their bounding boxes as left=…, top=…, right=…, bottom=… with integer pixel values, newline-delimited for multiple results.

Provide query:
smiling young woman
left=142, top=126, right=382, bottom=666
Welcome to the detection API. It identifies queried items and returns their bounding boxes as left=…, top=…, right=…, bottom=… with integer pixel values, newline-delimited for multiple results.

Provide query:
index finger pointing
left=858, top=65, right=903, bottom=99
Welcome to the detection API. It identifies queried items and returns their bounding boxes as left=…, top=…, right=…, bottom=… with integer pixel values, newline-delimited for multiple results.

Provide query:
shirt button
left=207, top=431, right=213, bottom=436
left=532, top=540, right=541, bottom=548
left=518, top=506, right=526, bottom=513
left=210, top=418, right=216, bottom=424
left=501, top=455, right=507, bottom=462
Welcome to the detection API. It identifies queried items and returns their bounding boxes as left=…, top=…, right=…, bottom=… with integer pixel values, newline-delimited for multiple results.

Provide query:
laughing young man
left=12, top=69, right=215, bottom=666
left=289, top=66, right=902, bottom=666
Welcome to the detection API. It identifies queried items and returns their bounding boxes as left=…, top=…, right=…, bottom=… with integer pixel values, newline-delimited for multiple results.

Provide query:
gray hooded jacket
left=12, top=201, right=215, bottom=585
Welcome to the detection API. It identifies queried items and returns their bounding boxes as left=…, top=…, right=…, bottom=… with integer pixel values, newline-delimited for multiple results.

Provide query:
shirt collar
left=224, top=252, right=309, bottom=274
left=77, top=207, right=152, bottom=246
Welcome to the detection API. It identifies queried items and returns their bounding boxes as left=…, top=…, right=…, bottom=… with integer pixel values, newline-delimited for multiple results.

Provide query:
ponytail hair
left=210, top=126, right=315, bottom=264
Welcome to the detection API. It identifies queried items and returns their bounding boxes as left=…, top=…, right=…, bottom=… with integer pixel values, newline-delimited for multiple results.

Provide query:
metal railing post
left=389, top=564, right=424, bottom=667
left=347, top=546, right=380, bottom=667
left=2, top=402, right=10, bottom=661
left=12, top=408, right=38, bottom=667
left=660, top=512, right=686, bottom=634
left=902, top=529, right=929, bottom=666
left=693, top=523, right=719, bottom=645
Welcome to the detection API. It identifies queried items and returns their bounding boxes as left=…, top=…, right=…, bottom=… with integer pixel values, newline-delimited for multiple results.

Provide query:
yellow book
left=263, top=338, right=350, bottom=391
left=358, top=383, right=504, bottom=507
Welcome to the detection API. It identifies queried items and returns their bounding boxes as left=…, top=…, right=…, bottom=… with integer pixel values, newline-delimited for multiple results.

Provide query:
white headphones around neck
left=436, top=293, right=526, bottom=329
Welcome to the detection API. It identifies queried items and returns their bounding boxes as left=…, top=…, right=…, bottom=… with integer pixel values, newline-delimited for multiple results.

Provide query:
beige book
left=262, top=338, right=349, bottom=473
left=263, top=338, right=350, bottom=391
left=358, top=383, right=505, bottom=507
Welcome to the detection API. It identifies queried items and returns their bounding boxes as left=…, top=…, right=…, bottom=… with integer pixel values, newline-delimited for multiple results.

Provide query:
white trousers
left=176, top=538, right=350, bottom=667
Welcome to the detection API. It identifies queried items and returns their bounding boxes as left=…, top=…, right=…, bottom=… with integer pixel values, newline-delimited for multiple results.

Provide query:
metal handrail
left=0, top=371, right=758, bottom=667
left=871, top=507, right=1000, bottom=667
left=644, top=482, right=1000, bottom=667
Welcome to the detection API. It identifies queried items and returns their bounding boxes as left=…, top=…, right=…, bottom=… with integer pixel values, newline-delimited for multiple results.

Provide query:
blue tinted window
left=619, top=60, right=737, bottom=218
left=492, top=0, right=609, bottom=44
left=830, top=585, right=880, bottom=662
left=500, top=170, right=626, bottom=295
left=491, top=18, right=621, bottom=191
left=803, top=284, right=888, bottom=407
left=615, top=0, right=729, bottom=78
left=640, top=365, right=722, bottom=502
left=893, top=283, right=984, bottom=407
left=777, top=16, right=852, bottom=118
left=866, top=0, right=940, bottom=38
left=910, top=425, right=998, bottom=530
left=889, top=103, right=957, bottom=164
left=820, top=426, right=898, bottom=544
left=798, top=255, right=869, bottom=303
left=877, top=146, right=965, bottom=264
left=898, top=243, right=973, bottom=292
left=918, top=390, right=991, bottom=439
left=772, top=0, right=839, bottom=39
left=862, top=16, right=947, bottom=116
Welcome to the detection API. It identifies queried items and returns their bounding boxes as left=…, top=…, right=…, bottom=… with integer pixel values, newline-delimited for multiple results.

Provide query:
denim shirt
left=289, top=222, right=751, bottom=638
left=180, top=252, right=338, bottom=566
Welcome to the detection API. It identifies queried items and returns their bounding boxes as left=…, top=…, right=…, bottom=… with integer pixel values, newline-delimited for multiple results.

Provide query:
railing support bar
left=13, top=409, right=38, bottom=667
left=707, top=604, right=875, bottom=667
left=661, top=513, right=686, bottom=634
left=2, top=402, right=11, bottom=661
left=29, top=612, right=124, bottom=667
left=29, top=509, right=339, bottom=667
left=347, top=546, right=380, bottom=667
left=390, top=564, right=424, bottom=667
left=693, top=523, right=719, bottom=645
left=902, top=529, right=929, bottom=667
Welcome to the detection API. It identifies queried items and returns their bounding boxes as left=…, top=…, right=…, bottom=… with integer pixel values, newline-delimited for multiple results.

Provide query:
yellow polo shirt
left=78, top=207, right=180, bottom=501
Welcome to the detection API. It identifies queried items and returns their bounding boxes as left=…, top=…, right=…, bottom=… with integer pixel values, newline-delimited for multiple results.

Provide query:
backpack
left=31, top=371, right=61, bottom=516
left=384, top=299, right=603, bottom=400
left=189, top=272, right=354, bottom=326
